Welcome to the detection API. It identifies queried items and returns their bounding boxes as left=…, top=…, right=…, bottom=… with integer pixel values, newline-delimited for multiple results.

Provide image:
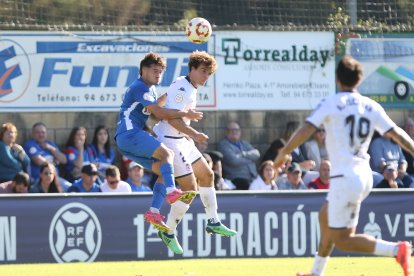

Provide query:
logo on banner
left=0, top=39, right=31, bottom=102
left=363, top=211, right=382, bottom=239
left=49, top=202, right=102, bottom=263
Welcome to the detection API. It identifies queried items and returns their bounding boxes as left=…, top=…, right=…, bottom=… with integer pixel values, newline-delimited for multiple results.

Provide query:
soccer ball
left=185, top=17, right=212, bottom=44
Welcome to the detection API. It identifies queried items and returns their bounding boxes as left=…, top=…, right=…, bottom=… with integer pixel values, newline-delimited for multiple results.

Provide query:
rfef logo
left=49, top=202, right=102, bottom=263
left=0, top=39, right=31, bottom=102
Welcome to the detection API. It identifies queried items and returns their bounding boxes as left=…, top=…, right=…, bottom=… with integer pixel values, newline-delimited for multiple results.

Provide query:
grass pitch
left=0, top=257, right=409, bottom=276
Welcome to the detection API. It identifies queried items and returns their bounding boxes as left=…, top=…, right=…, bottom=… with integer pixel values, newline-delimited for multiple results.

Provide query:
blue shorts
left=115, top=129, right=160, bottom=170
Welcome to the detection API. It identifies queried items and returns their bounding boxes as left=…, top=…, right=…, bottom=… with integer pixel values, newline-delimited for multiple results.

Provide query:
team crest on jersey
left=143, top=92, right=155, bottom=102
left=175, top=94, right=184, bottom=103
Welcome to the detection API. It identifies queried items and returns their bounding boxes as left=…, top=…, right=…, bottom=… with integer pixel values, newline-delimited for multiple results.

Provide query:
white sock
left=149, top=207, right=159, bottom=213
left=374, top=239, right=398, bottom=256
left=311, top=253, right=329, bottom=276
left=166, top=200, right=189, bottom=235
left=198, top=186, right=219, bottom=223
left=166, top=187, right=175, bottom=194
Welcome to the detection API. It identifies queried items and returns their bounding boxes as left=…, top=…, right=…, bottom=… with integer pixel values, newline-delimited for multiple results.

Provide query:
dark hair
left=65, top=126, right=87, bottom=148
left=92, top=125, right=111, bottom=158
left=261, top=138, right=286, bottom=162
left=32, top=122, right=46, bottom=130
left=139, top=52, right=166, bottom=76
left=336, top=55, right=363, bottom=88
left=105, top=165, right=120, bottom=178
left=13, top=172, right=30, bottom=187
left=39, top=162, right=60, bottom=193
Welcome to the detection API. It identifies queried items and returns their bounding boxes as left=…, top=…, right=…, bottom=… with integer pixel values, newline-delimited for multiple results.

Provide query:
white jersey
left=306, top=92, right=395, bottom=177
left=154, top=76, right=197, bottom=137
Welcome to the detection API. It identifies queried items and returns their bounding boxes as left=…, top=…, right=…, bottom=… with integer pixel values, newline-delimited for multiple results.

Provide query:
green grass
left=0, top=257, right=409, bottom=276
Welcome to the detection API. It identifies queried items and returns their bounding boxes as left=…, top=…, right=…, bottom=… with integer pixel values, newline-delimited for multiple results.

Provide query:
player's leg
left=192, top=156, right=237, bottom=237
left=329, top=173, right=412, bottom=276
left=298, top=202, right=333, bottom=276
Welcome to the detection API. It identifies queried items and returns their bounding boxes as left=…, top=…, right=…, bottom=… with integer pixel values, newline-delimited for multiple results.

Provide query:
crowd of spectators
left=1, top=117, right=413, bottom=194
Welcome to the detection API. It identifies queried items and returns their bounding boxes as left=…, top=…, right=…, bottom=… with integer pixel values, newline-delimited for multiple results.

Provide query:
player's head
left=188, top=51, right=217, bottom=87
left=336, top=55, right=363, bottom=89
left=139, top=52, right=166, bottom=85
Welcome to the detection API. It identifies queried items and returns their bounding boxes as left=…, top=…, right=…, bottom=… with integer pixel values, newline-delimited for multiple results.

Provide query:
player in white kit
left=153, top=51, right=237, bottom=254
left=275, top=56, right=413, bottom=276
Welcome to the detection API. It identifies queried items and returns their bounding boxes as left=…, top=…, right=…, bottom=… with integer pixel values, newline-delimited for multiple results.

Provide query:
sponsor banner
left=0, top=191, right=413, bottom=263
left=215, top=31, right=336, bottom=110
left=0, top=32, right=213, bottom=111
left=0, top=31, right=335, bottom=111
left=340, top=33, right=414, bottom=108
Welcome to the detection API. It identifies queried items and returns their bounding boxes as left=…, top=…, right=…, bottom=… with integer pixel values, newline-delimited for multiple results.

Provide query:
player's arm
left=274, top=123, right=317, bottom=168
left=384, top=126, right=414, bottom=156
left=168, top=118, right=208, bottom=143
left=146, top=104, right=203, bottom=121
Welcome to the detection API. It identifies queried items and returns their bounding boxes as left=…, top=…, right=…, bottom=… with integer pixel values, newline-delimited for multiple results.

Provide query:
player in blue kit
left=115, top=52, right=201, bottom=232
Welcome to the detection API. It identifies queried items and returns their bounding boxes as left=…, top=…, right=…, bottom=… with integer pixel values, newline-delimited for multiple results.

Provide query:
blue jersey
left=67, top=179, right=101, bottom=193
left=90, top=144, right=115, bottom=174
left=24, top=139, right=59, bottom=179
left=115, top=78, right=158, bottom=137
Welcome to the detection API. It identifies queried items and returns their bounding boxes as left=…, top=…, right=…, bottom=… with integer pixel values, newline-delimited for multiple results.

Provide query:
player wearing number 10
left=275, top=55, right=414, bottom=276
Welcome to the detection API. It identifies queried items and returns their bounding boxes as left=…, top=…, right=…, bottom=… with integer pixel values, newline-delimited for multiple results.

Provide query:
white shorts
left=327, top=164, right=373, bottom=229
left=158, top=135, right=202, bottom=177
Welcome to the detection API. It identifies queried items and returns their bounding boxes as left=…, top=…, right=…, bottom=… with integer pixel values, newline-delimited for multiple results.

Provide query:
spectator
left=217, top=121, right=260, bottom=189
left=65, top=126, right=95, bottom=182
left=67, top=163, right=101, bottom=193
left=303, top=126, right=329, bottom=171
left=249, top=160, right=277, bottom=190
left=0, top=122, right=30, bottom=182
left=402, top=118, right=414, bottom=176
left=368, top=134, right=413, bottom=187
left=90, top=125, right=115, bottom=181
left=308, top=159, right=331, bottom=189
left=29, top=162, right=64, bottom=193
left=24, top=122, right=68, bottom=182
left=0, top=172, right=30, bottom=193
left=126, top=162, right=151, bottom=192
left=277, top=162, right=307, bottom=190
left=101, top=165, right=132, bottom=193
left=376, top=163, right=405, bottom=189
left=282, top=120, right=316, bottom=171
left=261, top=138, right=285, bottom=163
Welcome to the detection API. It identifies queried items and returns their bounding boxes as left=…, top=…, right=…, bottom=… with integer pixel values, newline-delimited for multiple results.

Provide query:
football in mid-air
left=185, top=17, right=212, bottom=44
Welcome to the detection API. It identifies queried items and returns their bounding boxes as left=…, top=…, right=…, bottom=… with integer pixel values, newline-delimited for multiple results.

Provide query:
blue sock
left=151, top=182, right=166, bottom=210
left=160, top=163, right=175, bottom=189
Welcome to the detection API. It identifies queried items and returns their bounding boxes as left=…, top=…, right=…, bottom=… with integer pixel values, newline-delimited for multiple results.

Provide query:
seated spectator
left=303, top=126, right=329, bottom=171
left=376, top=163, right=404, bottom=189
left=101, top=165, right=132, bottom=193
left=402, top=118, right=414, bottom=176
left=90, top=125, right=115, bottom=181
left=67, top=164, right=101, bottom=193
left=368, top=134, right=413, bottom=187
left=24, top=122, right=68, bottom=184
left=126, top=162, right=151, bottom=192
left=249, top=160, right=277, bottom=190
left=261, top=138, right=285, bottom=163
left=217, top=121, right=260, bottom=190
left=206, top=151, right=235, bottom=190
left=308, top=160, right=331, bottom=189
left=277, top=162, right=307, bottom=190
left=282, top=120, right=316, bottom=171
left=65, top=126, right=95, bottom=182
left=0, top=172, right=30, bottom=193
left=0, top=122, right=30, bottom=182
left=30, top=162, right=64, bottom=193
left=120, top=155, right=156, bottom=188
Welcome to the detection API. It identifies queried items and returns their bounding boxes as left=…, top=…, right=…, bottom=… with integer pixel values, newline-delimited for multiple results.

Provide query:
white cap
left=128, top=162, right=143, bottom=170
